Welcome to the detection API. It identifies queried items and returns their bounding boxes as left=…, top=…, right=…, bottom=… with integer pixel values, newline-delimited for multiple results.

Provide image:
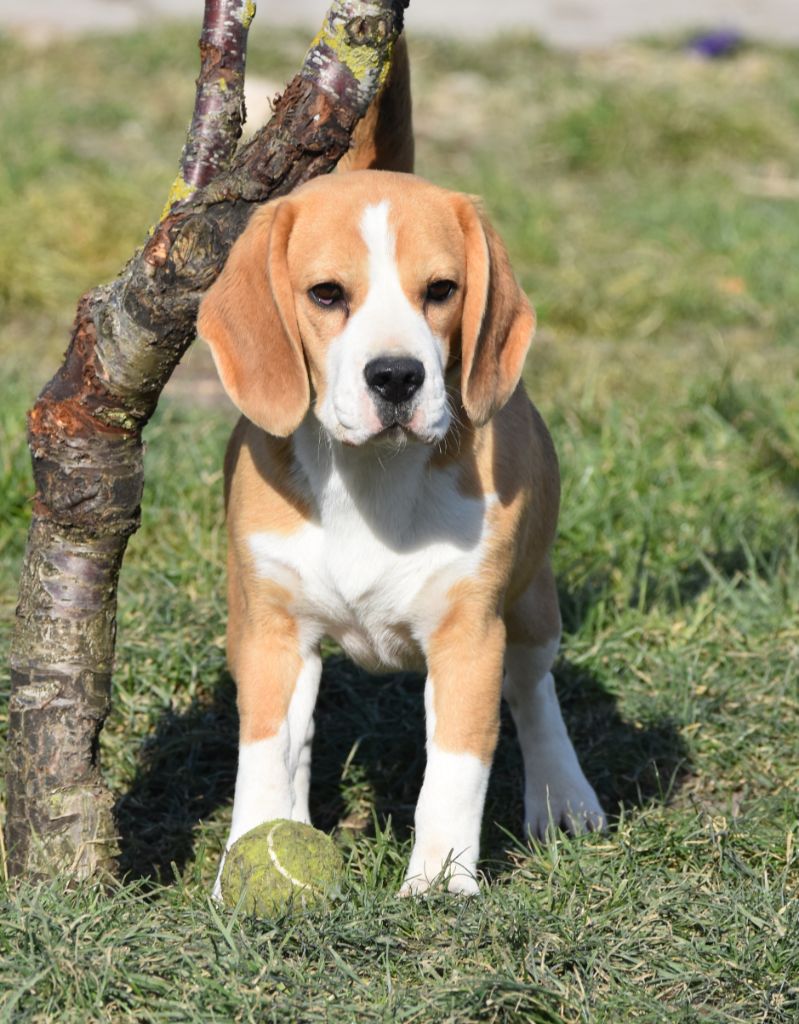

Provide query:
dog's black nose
left=364, top=357, right=425, bottom=405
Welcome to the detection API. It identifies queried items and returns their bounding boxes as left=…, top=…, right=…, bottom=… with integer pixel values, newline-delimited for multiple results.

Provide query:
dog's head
left=198, top=171, right=535, bottom=445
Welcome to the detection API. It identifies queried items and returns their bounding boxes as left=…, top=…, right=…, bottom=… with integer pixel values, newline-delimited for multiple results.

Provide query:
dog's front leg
left=402, top=612, right=506, bottom=896
left=213, top=630, right=321, bottom=898
left=231, top=649, right=322, bottom=835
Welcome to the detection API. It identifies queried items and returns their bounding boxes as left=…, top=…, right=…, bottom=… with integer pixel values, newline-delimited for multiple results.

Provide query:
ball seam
left=266, top=823, right=320, bottom=894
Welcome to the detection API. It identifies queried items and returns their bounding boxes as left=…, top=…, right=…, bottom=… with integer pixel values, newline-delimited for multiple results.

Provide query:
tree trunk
left=5, top=0, right=408, bottom=882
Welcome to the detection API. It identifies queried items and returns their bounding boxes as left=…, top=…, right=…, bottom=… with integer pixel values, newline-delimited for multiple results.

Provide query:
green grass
left=1, top=21, right=798, bottom=1023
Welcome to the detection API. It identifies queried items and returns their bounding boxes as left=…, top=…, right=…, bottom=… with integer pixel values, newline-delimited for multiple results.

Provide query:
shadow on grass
left=484, top=657, right=691, bottom=868
left=116, top=673, right=238, bottom=882
left=117, top=649, right=690, bottom=883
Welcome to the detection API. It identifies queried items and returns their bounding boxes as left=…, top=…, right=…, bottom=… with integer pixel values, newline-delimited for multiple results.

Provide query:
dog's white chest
left=247, top=451, right=492, bottom=672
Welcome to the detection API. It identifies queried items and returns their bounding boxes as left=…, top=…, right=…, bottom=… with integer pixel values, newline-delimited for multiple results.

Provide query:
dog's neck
left=291, top=414, right=441, bottom=542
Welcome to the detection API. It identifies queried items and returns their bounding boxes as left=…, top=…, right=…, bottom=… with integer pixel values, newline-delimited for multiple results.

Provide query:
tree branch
left=162, top=0, right=253, bottom=213
left=5, top=0, right=408, bottom=882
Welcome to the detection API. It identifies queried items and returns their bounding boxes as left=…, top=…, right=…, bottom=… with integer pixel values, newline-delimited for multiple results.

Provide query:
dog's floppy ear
left=197, top=200, right=309, bottom=437
left=456, top=197, right=536, bottom=427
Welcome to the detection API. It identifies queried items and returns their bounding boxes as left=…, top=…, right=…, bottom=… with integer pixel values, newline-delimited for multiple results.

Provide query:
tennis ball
left=220, top=820, right=345, bottom=916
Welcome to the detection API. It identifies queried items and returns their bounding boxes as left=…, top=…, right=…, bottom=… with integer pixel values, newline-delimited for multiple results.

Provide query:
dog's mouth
left=338, top=421, right=436, bottom=450
left=364, top=398, right=421, bottom=445
left=328, top=384, right=450, bottom=449
left=373, top=396, right=414, bottom=429
left=352, top=422, right=414, bottom=451
left=376, top=422, right=413, bottom=444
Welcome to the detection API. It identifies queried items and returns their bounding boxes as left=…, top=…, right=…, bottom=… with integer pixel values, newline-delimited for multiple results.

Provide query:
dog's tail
left=336, top=34, right=414, bottom=174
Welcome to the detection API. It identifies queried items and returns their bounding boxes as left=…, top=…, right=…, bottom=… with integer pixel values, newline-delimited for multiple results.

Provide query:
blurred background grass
left=0, top=22, right=797, bottom=1022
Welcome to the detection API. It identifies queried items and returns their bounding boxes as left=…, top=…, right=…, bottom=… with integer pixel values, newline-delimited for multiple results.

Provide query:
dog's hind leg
left=503, top=562, right=606, bottom=839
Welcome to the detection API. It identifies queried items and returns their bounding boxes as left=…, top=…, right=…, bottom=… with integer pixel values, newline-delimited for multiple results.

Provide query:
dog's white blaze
left=358, top=201, right=428, bottom=356
left=317, top=201, right=450, bottom=445
left=360, top=201, right=400, bottom=312
left=503, top=642, right=606, bottom=837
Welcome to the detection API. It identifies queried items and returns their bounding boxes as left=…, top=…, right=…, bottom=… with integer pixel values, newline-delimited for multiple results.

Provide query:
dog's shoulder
left=224, top=415, right=314, bottom=541
left=432, top=385, right=558, bottom=518
left=427, top=385, right=559, bottom=596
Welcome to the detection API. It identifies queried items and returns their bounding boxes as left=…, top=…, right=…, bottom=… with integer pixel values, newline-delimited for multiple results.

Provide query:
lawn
left=1, top=18, right=798, bottom=1023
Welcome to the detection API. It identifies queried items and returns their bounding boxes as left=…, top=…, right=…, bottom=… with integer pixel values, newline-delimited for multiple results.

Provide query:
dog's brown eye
left=309, top=282, right=344, bottom=307
left=426, top=279, right=457, bottom=303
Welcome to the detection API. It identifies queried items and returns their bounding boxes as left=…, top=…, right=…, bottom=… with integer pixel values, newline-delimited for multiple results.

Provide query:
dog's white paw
left=399, top=873, right=480, bottom=898
left=400, top=844, right=480, bottom=897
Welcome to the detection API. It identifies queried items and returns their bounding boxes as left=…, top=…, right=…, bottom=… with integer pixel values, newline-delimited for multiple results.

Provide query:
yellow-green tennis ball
left=220, top=820, right=345, bottom=916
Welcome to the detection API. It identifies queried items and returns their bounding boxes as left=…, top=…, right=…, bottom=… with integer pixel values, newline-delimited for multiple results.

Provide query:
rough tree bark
left=5, top=0, right=409, bottom=882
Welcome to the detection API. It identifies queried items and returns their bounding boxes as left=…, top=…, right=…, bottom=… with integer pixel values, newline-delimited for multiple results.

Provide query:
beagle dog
left=198, top=43, right=604, bottom=896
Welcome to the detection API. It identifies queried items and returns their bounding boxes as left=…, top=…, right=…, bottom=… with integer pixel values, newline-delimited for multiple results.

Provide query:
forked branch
left=5, top=0, right=408, bottom=881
